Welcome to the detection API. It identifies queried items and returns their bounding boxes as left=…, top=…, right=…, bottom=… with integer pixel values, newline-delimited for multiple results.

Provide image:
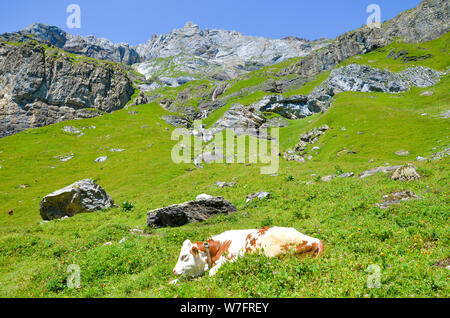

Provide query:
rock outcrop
left=0, top=41, right=134, bottom=138
left=40, top=179, right=115, bottom=220
left=147, top=196, right=237, bottom=228
left=284, top=0, right=449, bottom=77
left=256, top=64, right=443, bottom=118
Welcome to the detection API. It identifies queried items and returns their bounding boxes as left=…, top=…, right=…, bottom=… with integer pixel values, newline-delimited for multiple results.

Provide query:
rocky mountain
left=283, top=0, right=449, bottom=77
left=134, top=22, right=330, bottom=85
left=0, top=41, right=134, bottom=137
left=1, top=22, right=330, bottom=87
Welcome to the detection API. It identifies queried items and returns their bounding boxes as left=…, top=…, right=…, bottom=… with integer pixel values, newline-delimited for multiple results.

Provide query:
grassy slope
left=0, top=34, right=449, bottom=298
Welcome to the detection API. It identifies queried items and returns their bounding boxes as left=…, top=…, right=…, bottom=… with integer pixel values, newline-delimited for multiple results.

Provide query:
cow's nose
left=173, top=270, right=177, bottom=275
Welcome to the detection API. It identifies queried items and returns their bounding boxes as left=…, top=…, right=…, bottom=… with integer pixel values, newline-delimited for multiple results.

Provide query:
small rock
left=109, top=148, right=125, bottom=152
left=420, top=91, right=434, bottom=96
left=214, top=181, right=236, bottom=188
left=119, top=238, right=126, bottom=244
left=395, top=150, right=410, bottom=157
left=95, top=156, right=108, bottom=163
left=246, top=192, right=270, bottom=203
left=321, top=175, right=335, bottom=182
left=337, top=172, right=354, bottom=178
left=376, top=190, right=420, bottom=209
left=416, top=156, right=427, bottom=161
left=130, top=228, right=143, bottom=234
left=62, top=126, right=81, bottom=134
left=60, top=154, right=74, bottom=162
left=104, top=242, right=113, bottom=246
left=77, top=133, right=85, bottom=138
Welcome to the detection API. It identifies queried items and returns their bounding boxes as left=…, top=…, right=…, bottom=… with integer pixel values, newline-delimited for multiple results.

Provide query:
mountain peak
left=184, top=21, right=199, bottom=29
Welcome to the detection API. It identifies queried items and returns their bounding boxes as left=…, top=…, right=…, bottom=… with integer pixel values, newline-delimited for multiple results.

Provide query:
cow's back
left=256, top=227, right=323, bottom=257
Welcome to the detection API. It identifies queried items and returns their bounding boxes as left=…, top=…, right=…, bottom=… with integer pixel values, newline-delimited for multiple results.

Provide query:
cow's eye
left=181, top=255, right=188, bottom=261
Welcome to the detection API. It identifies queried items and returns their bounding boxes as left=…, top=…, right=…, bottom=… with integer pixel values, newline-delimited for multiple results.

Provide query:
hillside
left=0, top=19, right=449, bottom=298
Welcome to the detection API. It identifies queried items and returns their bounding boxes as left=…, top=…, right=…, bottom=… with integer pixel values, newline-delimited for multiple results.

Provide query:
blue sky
left=0, top=0, right=422, bottom=45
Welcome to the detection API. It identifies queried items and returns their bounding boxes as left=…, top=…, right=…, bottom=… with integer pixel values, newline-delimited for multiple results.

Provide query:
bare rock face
left=40, top=179, right=115, bottom=220
left=307, top=64, right=443, bottom=112
left=0, top=41, right=134, bottom=138
left=284, top=0, right=449, bottom=77
left=147, top=196, right=237, bottom=228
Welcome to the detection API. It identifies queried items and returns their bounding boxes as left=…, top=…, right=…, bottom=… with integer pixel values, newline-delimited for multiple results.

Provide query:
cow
left=170, top=226, right=324, bottom=284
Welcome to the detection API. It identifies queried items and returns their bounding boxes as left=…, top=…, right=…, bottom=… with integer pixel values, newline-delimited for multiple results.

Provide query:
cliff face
left=0, top=41, right=134, bottom=138
left=284, top=0, right=449, bottom=77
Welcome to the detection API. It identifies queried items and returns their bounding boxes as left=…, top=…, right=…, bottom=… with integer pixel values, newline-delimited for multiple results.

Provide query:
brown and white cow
left=170, top=226, right=324, bottom=283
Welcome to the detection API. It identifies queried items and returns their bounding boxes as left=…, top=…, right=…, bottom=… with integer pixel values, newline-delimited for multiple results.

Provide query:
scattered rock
left=246, top=191, right=270, bottom=203
left=95, top=156, right=108, bottom=163
left=359, top=165, right=403, bottom=178
left=337, top=172, right=354, bottom=178
left=283, top=149, right=305, bottom=162
left=119, top=238, right=126, bottom=244
left=147, top=196, right=237, bottom=228
left=395, top=150, right=410, bottom=157
left=321, top=175, right=335, bottom=182
left=376, top=190, right=420, bottom=209
left=391, top=164, right=421, bottom=181
left=130, top=228, right=144, bottom=235
left=161, top=115, right=191, bottom=128
left=433, top=258, right=450, bottom=268
left=59, top=154, right=74, bottom=162
left=104, top=242, right=113, bottom=246
left=420, top=91, right=434, bottom=96
left=109, top=148, right=125, bottom=152
left=214, top=181, right=237, bottom=188
left=62, top=126, right=81, bottom=134
left=18, top=184, right=30, bottom=189
left=416, top=156, right=427, bottom=161
left=430, top=148, right=450, bottom=160
left=40, top=179, right=115, bottom=220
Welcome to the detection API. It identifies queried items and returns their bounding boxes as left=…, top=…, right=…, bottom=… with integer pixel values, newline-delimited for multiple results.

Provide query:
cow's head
left=172, top=240, right=208, bottom=277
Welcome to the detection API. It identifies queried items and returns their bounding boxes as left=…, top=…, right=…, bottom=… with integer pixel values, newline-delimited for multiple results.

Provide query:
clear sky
left=0, top=0, right=423, bottom=45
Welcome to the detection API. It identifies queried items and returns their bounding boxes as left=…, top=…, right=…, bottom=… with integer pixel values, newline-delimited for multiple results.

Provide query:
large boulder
left=40, top=179, right=115, bottom=220
left=147, top=196, right=237, bottom=228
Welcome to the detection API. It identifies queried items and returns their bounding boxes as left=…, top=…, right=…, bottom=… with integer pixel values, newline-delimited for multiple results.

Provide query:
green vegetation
left=0, top=33, right=449, bottom=298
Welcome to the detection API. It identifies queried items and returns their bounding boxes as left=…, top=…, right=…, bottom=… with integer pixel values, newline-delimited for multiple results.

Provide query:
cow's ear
left=191, top=246, right=199, bottom=256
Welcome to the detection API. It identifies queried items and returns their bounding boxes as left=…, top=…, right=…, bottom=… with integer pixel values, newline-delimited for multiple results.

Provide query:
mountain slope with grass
left=0, top=0, right=449, bottom=298
left=0, top=27, right=449, bottom=297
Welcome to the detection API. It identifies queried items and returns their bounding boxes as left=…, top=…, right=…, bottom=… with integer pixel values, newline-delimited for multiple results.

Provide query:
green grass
left=0, top=33, right=449, bottom=298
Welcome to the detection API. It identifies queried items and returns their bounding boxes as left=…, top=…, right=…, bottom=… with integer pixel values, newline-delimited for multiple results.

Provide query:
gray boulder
left=147, top=196, right=237, bottom=228
left=391, top=164, right=421, bottom=181
left=40, top=179, right=115, bottom=220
